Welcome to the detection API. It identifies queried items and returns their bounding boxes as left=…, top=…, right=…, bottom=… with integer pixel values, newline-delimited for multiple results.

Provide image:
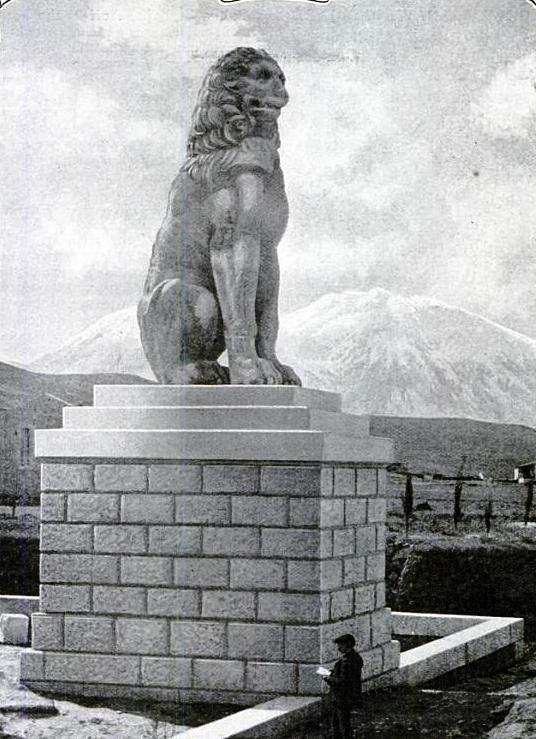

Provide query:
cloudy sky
left=1, top=0, right=536, bottom=363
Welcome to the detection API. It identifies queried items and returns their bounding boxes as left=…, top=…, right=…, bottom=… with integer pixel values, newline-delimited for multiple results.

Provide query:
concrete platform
left=94, top=385, right=342, bottom=411
left=35, top=385, right=392, bottom=464
left=63, top=406, right=370, bottom=435
left=35, top=428, right=393, bottom=462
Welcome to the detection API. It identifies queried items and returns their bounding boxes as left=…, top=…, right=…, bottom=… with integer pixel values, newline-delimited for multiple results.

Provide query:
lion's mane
left=183, top=47, right=281, bottom=186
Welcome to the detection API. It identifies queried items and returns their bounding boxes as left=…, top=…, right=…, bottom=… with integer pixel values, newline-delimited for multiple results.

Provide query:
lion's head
left=185, top=47, right=288, bottom=164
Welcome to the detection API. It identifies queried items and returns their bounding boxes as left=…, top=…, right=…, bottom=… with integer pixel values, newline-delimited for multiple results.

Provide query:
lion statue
left=138, top=47, right=301, bottom=386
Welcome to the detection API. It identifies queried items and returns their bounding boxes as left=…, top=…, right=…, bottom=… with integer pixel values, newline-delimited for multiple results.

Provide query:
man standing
left=324, top=633, right=364, bottom=739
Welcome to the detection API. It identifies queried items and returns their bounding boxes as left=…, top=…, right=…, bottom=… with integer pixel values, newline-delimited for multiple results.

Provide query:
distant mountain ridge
left=30, top=288, right=536, bottom=428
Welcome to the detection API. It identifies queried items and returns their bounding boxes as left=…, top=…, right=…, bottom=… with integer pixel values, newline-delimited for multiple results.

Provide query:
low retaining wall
left=393, top=612, right=524, bottom=686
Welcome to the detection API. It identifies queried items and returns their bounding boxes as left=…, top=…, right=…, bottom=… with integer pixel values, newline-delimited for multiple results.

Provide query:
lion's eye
left=258, top=68, right=272, bottom=81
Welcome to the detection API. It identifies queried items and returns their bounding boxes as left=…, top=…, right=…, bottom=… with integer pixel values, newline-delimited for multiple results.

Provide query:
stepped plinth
left=21, top=385, right=400, bottom=704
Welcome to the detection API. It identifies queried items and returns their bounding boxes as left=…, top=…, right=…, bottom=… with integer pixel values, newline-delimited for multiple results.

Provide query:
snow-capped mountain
left=30, top=306, right=153, bottom=380
left=278, top=288, right=536, bottom=425
left=30, top=288, right=536, bottom=426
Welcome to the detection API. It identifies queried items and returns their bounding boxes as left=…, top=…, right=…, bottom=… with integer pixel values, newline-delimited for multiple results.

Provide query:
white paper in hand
left=316, top=666, right=331, bottom=677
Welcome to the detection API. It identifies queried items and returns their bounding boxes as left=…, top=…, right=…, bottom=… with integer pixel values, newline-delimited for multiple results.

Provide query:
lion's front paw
left=229, top=356, right=285, bottom=385
left=276, top=363, right=302, bottom=386
left=229, top=356, right=266, bottom=385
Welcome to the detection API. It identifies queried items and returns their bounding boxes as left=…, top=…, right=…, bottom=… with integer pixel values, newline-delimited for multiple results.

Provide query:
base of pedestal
left=21, top=386, right=399, bottom=702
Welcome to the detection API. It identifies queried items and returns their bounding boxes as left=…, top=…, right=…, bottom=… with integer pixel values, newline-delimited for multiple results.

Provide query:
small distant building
left=514, top=461, right=536, bottom=484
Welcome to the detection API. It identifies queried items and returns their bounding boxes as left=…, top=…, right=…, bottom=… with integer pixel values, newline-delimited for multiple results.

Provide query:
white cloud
left=2, top=65, right=176, bottom=162
left=85, top=0, right=255, bottom=62
left=281, top=59, right=399, bottom=200
left=84, top=0, right=180, bottom=52
left=472, top=52, right=536, bottom=139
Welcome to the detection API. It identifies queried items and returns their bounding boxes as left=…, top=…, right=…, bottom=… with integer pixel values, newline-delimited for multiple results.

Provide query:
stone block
left=40, top=585, right=90, bottom=613
left=260, top=466, right=321, bottom=496
left=345, top=499, right=367, bottom=526
left=228, top=623, right=284, bottom=660
left=321, top=614, right=371, bottom=655
left=320, top=530, right=333, bottom=558
left=375, top=582, right=386, bottom=609
left=121, top=556, right=172, bottom=586
left=246, top=662, right=297, bottom=693
left=203, top=465, right=259, bottom=494
left=116, top=617, right=168, bottom=655
left=41, top=524, right=92, bottom=553
left=41, top=493, right=65, bottom=522
left=289, top=498, right=319, bottom=527
left=44, top=653, right=140, bottom=684
left=376, top=523, right=386, bottom=550
left=232, top=496, right=287, bottom=526
left=170, top=621, right=226, bottom=657
left=176, top=495, right=230, bottom=525
left=357, top=468, right=377, bottom=497
left=343, top=556, right=366, bottom=586
left=366, top=552, right=386, bottom=582
left=149, top=465, right=201, bottom=493
left=377, top=468, right=387, bottom=497
left=320, top=467, right=334, bottom=496
left=321, top=560, right=344, bottom=591
left=287, top=561, right=319, bottom=592
left=40, top=554, right=119, bottom=584
left=261, top=529, right=319, bottom=559
left=193, top=659, right=245, bottom=690
left=330, top=589, right=354, bottom=620
left=121, top=494, right=174, bottom=524
left=466, top=622, right=512, bottom=662
left=368, top=498, right=386, bottom=523
left=42, top=464, right=92, bottom=492
left=147, top=589, right=200, bottom=618
left=94, top=464, right=146, bottom=492
left=92, top=586, right=146, bottom=615
left=230, top=559, right=285, bottom=590
left=175, top=558, right=229, bottom=589
left=319, top=499, right=345, bottom=528
left=64, top=616, right=114, bottom=653
left=20, top=649, right=45, bottom=681
left=203, top=527, right=259, bottom=556
left=149, top=525, right=201, bottom=555
left=297, top=663, right=325, bottom=696
left=333, top=528, right=354, bottom=556
left=354, top=584, right=376, bottom=614
left=67, top=493, right=119, bottom=523
left=0, top=613, right=29, bottom=645
left=372, top=608, right=392, bottom=646
left=334, top=468, right=355, bottom=496
left=355, top=526, right=377, bottom=556
left=94, top=525, right=146, bottom=554
left=284, top=626, right=320, bottom=662
left=32, top=613, right=63, bottom=650
left=510, top=619, right=524, bottom=642
left=382, top=640, right=400, bottom=672
left=258, top=593, right=320, bottom=624
left=141, top=657, right=192, bottom=688
left=362, top=646, right=383, bottom=680
left=202, top=591, right=256, bottom=620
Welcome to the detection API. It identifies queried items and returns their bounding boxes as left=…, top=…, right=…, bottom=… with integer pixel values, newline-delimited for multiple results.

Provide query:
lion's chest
left=260, top=168, right=289, bottom=245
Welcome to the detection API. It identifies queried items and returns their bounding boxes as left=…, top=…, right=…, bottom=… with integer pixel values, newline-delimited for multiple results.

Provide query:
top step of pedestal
left=94, top=385, right=341, bottom=412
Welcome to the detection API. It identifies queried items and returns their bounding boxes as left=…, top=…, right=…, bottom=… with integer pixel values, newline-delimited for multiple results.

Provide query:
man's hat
left=334, top=633, right=355, bottom=647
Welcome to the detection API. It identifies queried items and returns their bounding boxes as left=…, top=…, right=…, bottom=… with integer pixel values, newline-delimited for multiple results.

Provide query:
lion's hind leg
left=138, top=278, right=227, bottom=384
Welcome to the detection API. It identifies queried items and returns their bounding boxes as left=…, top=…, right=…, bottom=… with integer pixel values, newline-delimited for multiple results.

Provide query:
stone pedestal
left=20, top=385, right=400, bottom=704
